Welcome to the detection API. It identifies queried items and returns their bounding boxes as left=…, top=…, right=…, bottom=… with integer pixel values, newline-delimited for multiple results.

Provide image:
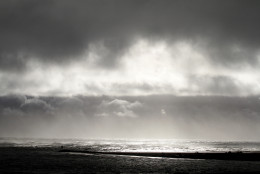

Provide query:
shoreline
left=59, top=149, right=260, bottom=161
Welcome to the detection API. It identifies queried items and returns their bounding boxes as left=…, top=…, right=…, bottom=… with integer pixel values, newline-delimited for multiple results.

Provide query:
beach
left=1, top=146, right=260, bottom=173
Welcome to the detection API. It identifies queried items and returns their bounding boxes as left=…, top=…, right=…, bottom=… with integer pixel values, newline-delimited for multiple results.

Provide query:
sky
left=1, top=0, right=260, bottom=140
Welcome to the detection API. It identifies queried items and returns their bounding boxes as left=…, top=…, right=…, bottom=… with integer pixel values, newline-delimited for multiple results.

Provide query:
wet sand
left=1, top=147, right=260, bottom=173
left=60, top=149, right=260, bottom=161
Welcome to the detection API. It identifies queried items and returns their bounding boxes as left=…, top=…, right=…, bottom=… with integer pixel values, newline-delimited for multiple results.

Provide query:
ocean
left=1, top=138, right=260, bottom=173
left=1, top=138, right=260, bottom=152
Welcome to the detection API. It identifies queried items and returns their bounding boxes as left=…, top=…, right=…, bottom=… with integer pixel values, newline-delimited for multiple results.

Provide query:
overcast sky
left=1, top=0, right=260, bottom=96
left=1, top=1, right=260, bottom=140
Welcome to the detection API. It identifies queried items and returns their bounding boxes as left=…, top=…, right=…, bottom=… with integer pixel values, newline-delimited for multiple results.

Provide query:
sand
left=1, top=147, right=260, bottom=173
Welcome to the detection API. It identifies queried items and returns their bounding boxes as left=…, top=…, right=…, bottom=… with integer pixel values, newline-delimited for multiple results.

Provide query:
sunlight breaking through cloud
left=1, top=39, right=260, bottom=96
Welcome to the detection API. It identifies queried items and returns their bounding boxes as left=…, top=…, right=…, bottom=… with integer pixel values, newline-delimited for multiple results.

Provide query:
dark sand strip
left=59, top=149, right=260, bottom=161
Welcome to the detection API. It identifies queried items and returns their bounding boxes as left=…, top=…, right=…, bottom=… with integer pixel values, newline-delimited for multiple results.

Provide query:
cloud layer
left=0, top=39, right=259, bottom=96
left=1, top=95, right=260, bottom=140
left=1, top=0, right=260, bottom=95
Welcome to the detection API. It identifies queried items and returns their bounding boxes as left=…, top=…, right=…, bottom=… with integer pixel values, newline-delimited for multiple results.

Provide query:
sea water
left=1, top=137, right=260, bottom=152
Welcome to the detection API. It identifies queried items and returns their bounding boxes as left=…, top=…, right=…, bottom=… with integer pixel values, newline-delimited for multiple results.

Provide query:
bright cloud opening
left=1, top=39, right=260, bottom=96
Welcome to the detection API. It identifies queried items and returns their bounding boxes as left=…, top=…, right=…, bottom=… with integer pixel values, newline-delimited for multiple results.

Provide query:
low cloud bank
left=0, top=94, right=260, bottom=140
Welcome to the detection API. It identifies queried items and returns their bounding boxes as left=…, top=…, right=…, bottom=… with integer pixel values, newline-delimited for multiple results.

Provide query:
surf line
left=59, top=149, right=260, bottom=161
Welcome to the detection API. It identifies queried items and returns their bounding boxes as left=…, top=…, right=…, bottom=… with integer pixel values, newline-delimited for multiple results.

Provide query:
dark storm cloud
left=1, top=0, right=260, bottom=72
left=187, top=75, right=249, bottom=95
left=0, top=0, right=140, bottom=71
left=20, top=98, right=53, bottom=114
